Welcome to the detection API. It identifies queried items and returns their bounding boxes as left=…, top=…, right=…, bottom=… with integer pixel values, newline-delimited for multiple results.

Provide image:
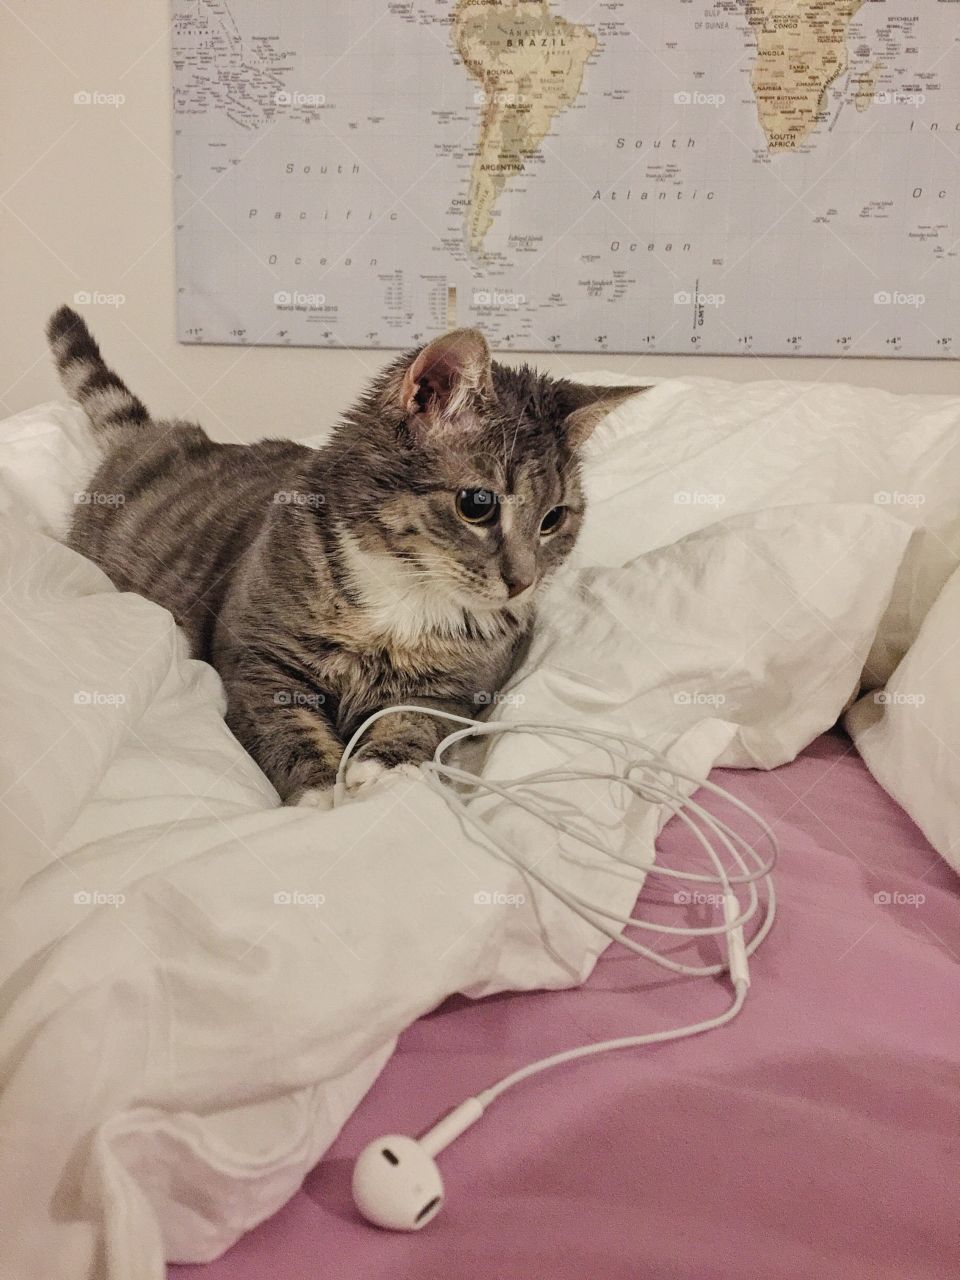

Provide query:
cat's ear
left=400, top=329, right=494, bottom=424
left=558, top=382, right=646, bottom=449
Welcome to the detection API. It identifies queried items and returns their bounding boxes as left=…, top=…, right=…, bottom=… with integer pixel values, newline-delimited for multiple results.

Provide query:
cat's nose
left=504, top=576, right=533, bottom=599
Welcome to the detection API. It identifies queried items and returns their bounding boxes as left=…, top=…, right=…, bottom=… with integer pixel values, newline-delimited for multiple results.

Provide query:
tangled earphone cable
left=337, top=705, right=777, bottom=1230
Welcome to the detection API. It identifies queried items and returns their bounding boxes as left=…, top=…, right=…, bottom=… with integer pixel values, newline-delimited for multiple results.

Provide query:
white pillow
left=0, top=401, right=101, bottom=537
left=574, top=374, right=960, bottom=687
left=845, top=565, right=960, bottom=877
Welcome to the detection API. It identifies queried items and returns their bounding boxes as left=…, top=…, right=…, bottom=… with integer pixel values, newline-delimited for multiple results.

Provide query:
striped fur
left=49, top=306, right=643, bottom=801
left=47, top=306, right=149, bottom=432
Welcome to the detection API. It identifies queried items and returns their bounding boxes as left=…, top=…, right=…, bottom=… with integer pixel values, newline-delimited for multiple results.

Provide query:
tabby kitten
left=48, top=306, right=641, bottom=805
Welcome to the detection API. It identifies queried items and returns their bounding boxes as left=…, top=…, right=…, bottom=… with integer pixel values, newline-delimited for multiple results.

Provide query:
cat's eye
left=539, top=506, right=565, bottom=536
left=456, top=488, right=499, bottom=526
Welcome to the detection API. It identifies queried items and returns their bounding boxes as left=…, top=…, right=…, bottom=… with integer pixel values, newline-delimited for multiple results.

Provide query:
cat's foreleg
left=343, top=697, right=471, bottom=791
left=224, top=680, right=346, bottom=807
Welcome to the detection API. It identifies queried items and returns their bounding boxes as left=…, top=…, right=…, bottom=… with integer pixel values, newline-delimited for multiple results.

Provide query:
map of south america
left=453, top=0, right=597, bottom=252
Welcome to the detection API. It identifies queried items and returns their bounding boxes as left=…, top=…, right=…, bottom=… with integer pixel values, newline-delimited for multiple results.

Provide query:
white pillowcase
left=846, top=565, right=960, bottom=876
left=0, top=401, right=101, bottom=537
left=574, top=373, right=960, bottom=688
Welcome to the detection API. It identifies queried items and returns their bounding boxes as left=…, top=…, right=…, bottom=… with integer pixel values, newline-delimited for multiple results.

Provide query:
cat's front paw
left=295, top=786, right=336, bottom=811
left=345, top=757, right=421, bottom=795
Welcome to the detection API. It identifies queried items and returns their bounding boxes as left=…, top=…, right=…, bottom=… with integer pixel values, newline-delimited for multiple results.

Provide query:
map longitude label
left=172, top=0, right=960, bottom=356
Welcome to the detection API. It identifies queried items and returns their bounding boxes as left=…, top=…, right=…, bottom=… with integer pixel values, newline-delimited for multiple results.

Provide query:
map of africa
left=171, top=0, right=960, bottom=356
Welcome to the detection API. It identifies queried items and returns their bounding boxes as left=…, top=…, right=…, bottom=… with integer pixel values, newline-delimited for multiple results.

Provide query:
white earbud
left=351, top=1097, right=484, bottom=1230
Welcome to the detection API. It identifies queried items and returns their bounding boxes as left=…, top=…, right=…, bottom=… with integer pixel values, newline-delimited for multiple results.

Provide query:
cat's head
left=325, top=330, right=643, bottom=629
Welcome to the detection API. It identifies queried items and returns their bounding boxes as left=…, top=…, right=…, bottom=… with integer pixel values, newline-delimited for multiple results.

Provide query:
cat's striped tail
left=47, top=305, right=150, bottom=432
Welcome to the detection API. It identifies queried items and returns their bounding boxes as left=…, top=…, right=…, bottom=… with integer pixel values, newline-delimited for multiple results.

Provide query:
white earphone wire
left=336, top=705, right=775, bottom=1111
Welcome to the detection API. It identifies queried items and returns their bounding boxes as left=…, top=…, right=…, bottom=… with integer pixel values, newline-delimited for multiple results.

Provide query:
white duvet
left=1, top=373, right=957, bottom=1280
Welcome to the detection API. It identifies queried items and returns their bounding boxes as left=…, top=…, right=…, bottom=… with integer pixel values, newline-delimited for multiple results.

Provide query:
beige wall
left=3, top=1, right=958, bottom=446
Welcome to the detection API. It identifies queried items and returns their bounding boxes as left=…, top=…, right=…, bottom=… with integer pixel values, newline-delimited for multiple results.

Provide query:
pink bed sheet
left=170, top=731, right=959, bottom=1280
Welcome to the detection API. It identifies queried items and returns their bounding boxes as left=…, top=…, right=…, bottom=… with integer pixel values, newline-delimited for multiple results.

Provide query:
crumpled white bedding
left=0, top=372, right=956, bottom=1280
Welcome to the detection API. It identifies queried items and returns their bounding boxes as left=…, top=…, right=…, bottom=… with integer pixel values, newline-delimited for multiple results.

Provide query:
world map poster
left=172, top=1, right=960, bottom=356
